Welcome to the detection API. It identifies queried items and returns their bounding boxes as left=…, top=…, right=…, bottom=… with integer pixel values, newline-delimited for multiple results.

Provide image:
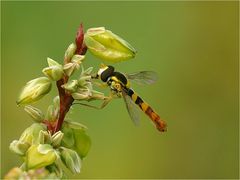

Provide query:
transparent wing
left=126, top=71, right=158, bottom=85
left=122, top=90, right=140, bottom=126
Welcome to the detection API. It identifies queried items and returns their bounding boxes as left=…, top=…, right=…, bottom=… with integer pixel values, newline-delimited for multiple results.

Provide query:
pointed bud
left=46, top=105, right=59, bottom=122
left=64, top=43, right=77, bottom=63
left=82, top=67, right=93, bottom=75
left=42, top=58, right=64, bottom=81
left=24, top=105, right=44, bottom=122
left=38, top=130, right=52, bottom=144
left=78, top=76, right=91, bottom=87
left=17, top=77, right=52, bottom=105
left=84, top=27, right=136, bottom=62
left=71, top=55, right=85, bottom=64
left=42, top=65, right=64, bottom=81
left=60, top=147, right=81, bottom=174
left=19, top=123, right=47, bottom=145
left=9, top=140, right=31, bottom=156
left=61, top=80, right=79, bottom=93
left=63, top=63, right=78, bottom=77
left=52, top=131, right=64, bottom=147
left=47, top=57, right=60, bottom=66
left=26, top=144, right=57, bottom=170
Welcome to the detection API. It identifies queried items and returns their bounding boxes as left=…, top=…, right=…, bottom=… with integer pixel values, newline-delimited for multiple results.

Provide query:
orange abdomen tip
left=156, top=119, right=167, bottom=132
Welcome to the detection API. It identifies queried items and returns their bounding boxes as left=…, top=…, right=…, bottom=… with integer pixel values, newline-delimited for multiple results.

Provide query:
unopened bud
left=63, top=63, right=78, bottom=77
left=38, top=130, right=52, bottom=144
left=84, top=27, right=136, bottom=62
left=19, top=123, right=47, bottom=145
left=52, top=131, right=64, bottom=147
left=26, top=144, right=56, bottom=170
left=65, top=43, right=77, bottom=63
left=9, top=140, right=30, bottom=156
left=78, top=76, right=91, bottom=87
left=60, top=147, right=81, bottom=174
left=42, top=58, right=64, bottom=81
left=71, top=55, right=85, bottom=64
left=17, top=77, right=52, bottom=105
left=62, top=80, right=79, bottom=93
left=24, top=105, right=44, bottom=122
left=46, top=105, right=58, bottom=122
left=42, top=66, right=64, bottom=81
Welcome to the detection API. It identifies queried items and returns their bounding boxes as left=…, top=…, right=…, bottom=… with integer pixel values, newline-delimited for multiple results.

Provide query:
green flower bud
left=64, top=43, right=77, bottom=63
left=60, top=147, right=81, bottom=174
left=38, top=130, right=52, bottom=144
left=42, top=58, right=64, bottom=81
left=78, top=76, right=91, bottom=87
left=42, top=65, right=64, bottom=81
left=46, top=105, right=59, bottom=122
left=47, top=57, right=60, bottom=66
left=63, top=63, right=78, bottom=77
left=9, top=140, right=31, bottom=156
left=71, top=91, right=90, bottom=101
left=19, top=123, right=47, bottom=145
left=62, top=80, right=79, bottom=93
left=24, top=105, right=44, bottom=122
left=26, top=144, right=57, bottom=170
left=71, top=55, right=85, bottom=64
left=17, top=77, right=52, bottom=105
left=63, top=55, right=84, bottom=77
left=82, top=67, right=93, bottom=75
left=84, top=27, right=137, bottom=62
left=52, top=131, right=64, bottom=147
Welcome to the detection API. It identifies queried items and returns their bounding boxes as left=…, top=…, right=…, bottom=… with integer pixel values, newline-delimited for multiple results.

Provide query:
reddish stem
left=53, top=23, right=87, bottom=133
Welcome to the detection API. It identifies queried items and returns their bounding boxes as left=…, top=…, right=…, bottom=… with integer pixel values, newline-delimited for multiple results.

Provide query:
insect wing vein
left=126, top=71, right=158, bottom=85
left=122, top=90, right=140, bottom=126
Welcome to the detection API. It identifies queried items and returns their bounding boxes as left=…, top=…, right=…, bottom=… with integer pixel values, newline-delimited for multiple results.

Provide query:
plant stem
left=53, top=23, right=87, bottom=133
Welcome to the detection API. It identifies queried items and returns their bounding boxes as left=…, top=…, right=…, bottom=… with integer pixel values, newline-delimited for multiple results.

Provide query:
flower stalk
left=54, top=24, right=88, bottom=134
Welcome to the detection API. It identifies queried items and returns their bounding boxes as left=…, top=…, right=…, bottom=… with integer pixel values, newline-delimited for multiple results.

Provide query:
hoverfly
left=92, top=64, right=167, bottom=132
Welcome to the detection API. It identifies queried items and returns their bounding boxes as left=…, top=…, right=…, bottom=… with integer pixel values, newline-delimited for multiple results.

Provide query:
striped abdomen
left=126, top=88, right=167, bottom=132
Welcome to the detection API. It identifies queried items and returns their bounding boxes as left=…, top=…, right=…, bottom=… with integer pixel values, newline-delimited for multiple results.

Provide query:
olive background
left=1, top=1, right=239, bottom=179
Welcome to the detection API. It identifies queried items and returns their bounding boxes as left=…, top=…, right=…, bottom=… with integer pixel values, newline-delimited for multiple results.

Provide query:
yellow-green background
left=1, top=1, right=239, bottom=179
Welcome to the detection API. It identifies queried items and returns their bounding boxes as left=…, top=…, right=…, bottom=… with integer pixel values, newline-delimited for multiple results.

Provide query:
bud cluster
left=9, top=121, right=91, bottom=178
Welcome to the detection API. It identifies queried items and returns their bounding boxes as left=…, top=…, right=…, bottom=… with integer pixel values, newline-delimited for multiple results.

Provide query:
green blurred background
left=1, top=1, right=239, bottom=179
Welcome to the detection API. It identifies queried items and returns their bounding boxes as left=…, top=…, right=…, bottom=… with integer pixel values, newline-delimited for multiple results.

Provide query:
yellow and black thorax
left=97, top=65, right=130, bottom=91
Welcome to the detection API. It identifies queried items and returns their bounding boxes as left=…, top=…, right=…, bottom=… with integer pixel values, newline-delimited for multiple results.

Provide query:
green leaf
left=61, top=124, right=75, bottom=148
left=73, top=128, right=91, bottom=158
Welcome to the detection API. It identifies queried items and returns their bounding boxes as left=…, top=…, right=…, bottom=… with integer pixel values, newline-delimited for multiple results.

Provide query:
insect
left=93, top=64, right=167, bottom=132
